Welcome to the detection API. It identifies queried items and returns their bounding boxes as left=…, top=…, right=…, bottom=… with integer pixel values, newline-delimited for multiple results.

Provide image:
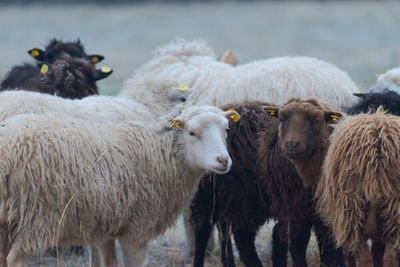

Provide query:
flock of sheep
left=0, top=37, right=399, bottom=267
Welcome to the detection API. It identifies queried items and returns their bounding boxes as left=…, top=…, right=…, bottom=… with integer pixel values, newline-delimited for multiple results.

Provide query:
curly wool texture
left=0, top=73, right=184, bottom=123
left=316, top=112, right=400, bottom=252
left=0, top=105, right=218, bottom=257
left=138, top=38, right=359, bottom=109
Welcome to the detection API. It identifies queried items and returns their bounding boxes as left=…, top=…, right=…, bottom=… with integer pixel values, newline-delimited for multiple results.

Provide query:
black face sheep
left=1, top=57, right=112, bottom=99
left=189, top=101, right=345, bottom=267
left=315, top=112, right=400, bottom=267
left=27, top=38, right=104, bottom=65
left=0, top=104, right=238, bottom=267
left=0, top=39, right=109, bottom=99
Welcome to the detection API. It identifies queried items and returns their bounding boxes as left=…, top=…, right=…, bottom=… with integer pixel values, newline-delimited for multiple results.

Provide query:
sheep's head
left=347, top=90, right=400, bottom=116
left=166, top=84, right=192, bottom=102
left=45, top=58, right=113, bottom=99
left=28, top=38, right=104, bottom=65
left=169, top=105, right=239, bottom=174
left=265, top=98, right=342, bottom=160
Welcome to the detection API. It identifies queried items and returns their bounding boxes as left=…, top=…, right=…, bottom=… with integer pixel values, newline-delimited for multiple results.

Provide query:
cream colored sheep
left=137, top=38, right=360, bottom=109
left=0, top=73, right=190, bottom=123
left=0, top=104, right=238, bottom=267
left=369, top=67, right=400, bottom=94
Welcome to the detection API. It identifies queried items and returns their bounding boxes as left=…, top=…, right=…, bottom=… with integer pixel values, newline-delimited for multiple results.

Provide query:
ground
left=28, top=220, right=322, bottom=267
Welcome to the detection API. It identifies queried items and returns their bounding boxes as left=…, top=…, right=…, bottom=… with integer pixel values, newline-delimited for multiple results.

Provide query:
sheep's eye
left=279, top=118, right=284, bottom=122
left=189, top=131, right=196, bottom=136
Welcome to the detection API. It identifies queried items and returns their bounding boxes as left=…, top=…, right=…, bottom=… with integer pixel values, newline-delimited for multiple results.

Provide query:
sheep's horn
left=88, top=55, right=105, bottom=64
left=94, top=67, right=113, bottom=81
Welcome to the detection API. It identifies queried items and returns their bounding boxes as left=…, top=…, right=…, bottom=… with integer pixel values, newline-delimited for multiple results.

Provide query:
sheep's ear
left=28, top=48, right=45, bottom=61
left=169, top=119, right=184, bottom=129
left=354, top=93, right=366, bottom=99
left=218, top=50, right=237, bottom=66
left=94, top=67, right=113, bottom=81
left=325, top=111, right=343, bottom=123
left=224, top=108, right=240, bottom=123
left=263, top=106, right=279, bottom=117
left=88, top=55, right=105, bottom=64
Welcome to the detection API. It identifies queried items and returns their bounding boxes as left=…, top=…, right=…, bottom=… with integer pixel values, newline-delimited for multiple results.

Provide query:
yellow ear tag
left=377, top=72, right=383, bottom=76
left=178, top=85, right=188, bottom=92
left=40, top=64, right=49, bottom=75
left=92, top=56, right=99, bottom=64
left=265, top=109, right=276, bottom=116
left=330, top=114, right=340, bottom=121
left=227, top=108, right=240, bottom=123
left=30, top=49, right=39, bottom=57
left=169, top=120, right=180, bottom=128
left=376, top=105, right=384, bottom=112
left=101, top=66, right=111, bottom=73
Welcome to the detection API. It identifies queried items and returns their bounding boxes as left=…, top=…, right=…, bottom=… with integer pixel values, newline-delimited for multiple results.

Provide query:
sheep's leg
left=118, top=236, right=149, bottom=267
left=92, top=240, right=118, bottom=267
left=272, top=222, right=288, bottom=267
left=6, top=247, right=29, bottom=267
left=355, top=242, right=373, bottom=267
left=288, top=220, right=311, bottom=267
left=217, top=220, right=235, bottom=267
left=193, top=220, right=214, bottom=267
left=313, top=216, right=346, bottom=267
left=383, top=244, right=397, bottom=267
left=89, top=244, right=102, bottom=267
left=371, top=241, right=385, bottom=267
left=233, top=227, right=262, bottom=267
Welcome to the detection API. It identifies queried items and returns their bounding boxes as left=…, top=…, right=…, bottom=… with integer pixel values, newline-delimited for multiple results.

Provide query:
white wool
left=0, top=73, right=189, bottom=123
left=370, top=67, right=400, bottom=94
left=0, top=104, right=231, bottom=264
left=137, top=39, right=360, bottom=109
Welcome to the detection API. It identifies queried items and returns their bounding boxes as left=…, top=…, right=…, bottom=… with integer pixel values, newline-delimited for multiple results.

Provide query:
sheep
left=26, top=38, right=104, bottom=65
left=368, top=68, right=400, bottom=94
left=315, top=112, right=400, bottom=267
left=1, top=38, right=107, bottom=99
left=1, top=57, right=112, bottom=99
left=0, top=73, right=190, bottom=123
left=137, top=38, right=359, bottom=109
left=190, top=101, right=345, bottom=267
left=0, top=104, right=238, bottom=267
left=346, top=67, right=400, bottom=115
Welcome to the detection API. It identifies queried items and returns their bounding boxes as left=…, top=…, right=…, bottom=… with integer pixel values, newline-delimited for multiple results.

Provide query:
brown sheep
left=190, top=101, right=345, bottom=267
left=315, top=112, right=400, bottom=267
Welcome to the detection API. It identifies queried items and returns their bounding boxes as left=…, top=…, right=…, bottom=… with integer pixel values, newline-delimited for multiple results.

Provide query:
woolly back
left=139, top=39, right=359, bottom=108
left=316, top=112, right=400, bottom=249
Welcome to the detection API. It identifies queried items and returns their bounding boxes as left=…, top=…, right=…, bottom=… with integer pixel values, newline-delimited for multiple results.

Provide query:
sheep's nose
left=216, top=156, right=229, bottom=168
left=286, top=141, right=299, bottom=153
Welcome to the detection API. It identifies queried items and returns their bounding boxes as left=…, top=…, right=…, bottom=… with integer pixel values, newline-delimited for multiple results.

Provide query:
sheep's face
left=171, top=107, right=239, bottom=174
left=265, top=99, right=342, bottom=160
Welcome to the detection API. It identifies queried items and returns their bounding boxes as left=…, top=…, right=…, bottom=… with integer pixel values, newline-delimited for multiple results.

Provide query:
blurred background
left=0, top=0, right=399, bottom=96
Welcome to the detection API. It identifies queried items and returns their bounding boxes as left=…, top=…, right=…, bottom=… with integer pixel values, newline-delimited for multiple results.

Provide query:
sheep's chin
left=209, top=166, right=230, bottom=175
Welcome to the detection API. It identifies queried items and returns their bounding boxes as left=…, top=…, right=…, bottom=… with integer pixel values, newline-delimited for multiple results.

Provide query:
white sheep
left=0, top=104, right=238, bottom=267
left=369, top=67, right=400, bottom=94
left=0, top=73, right=190, bottom=123
left=136, top=38, right=360, bottom=109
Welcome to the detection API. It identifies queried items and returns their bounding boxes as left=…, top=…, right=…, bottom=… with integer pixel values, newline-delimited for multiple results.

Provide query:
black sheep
left=189, top=102, right=345, bottom=267
left=27, top=38, right=104, bottom=65
left=1, top=39, right=109, bottom=99
left=346, top=89, right=400, bottom=116
left=1, top=57, right=112, bottom=99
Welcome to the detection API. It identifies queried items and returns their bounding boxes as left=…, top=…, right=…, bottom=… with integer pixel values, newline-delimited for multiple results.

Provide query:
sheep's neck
left=288, top=136, right=329, bottom=191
